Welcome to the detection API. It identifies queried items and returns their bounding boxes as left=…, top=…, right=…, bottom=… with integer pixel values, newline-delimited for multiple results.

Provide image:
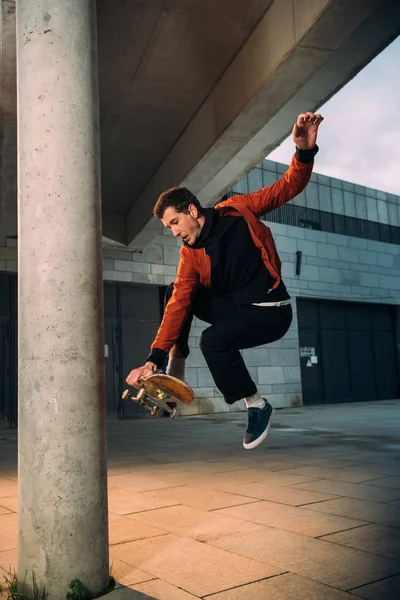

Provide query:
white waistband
left=252, top=299, right=291, bottom=307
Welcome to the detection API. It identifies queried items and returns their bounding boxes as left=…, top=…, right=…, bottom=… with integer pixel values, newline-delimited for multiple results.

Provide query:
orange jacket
left=151, top=154, right=313, bottom=355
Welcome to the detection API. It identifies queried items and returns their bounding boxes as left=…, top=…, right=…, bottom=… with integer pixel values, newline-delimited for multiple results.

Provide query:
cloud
left=268, top=36, right=400, bottom=196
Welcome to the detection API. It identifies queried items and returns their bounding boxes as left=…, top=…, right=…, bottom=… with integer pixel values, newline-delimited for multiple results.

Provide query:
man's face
left=162, top=205, right=203, bottom=246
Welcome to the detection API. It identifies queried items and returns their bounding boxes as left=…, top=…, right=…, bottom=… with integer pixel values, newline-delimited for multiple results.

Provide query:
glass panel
left=376, top=190, right=387, bottom=201
left=388, top=202, right=399, bottom=227
left=318, top=185, right=332, bottom=212
left=262, top=170, right=278, bottom=187
left=292, top=191, right=306, bottom=207
left=377, top=199, right=389, bottom=224
left=354, top=184, right=365, bottom=195
left=343, top=191, right=356, bottom=217
left=305, top=182, right=319, bottom=209
left=247, top=168, right=263, bottom=192
left=232, top=177, right=248, bottom=194
left=330, top=177, right=342, bottom=189
left=355, top=194, right=367, bottom=219
left=317, top=173, right=330, bottom=186
left=262, top=159, right=276, bottom=172
left=331, top=188, right=344, bottom=214
left=343, top=181, right=354, bottom=192
left=365, top=187, right=376, bottom=198
left=366, top=197, right=378, bottom=222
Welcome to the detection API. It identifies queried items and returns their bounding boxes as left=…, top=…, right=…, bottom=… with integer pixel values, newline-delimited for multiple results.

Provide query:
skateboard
left=122, top=373, right=194, bottom=418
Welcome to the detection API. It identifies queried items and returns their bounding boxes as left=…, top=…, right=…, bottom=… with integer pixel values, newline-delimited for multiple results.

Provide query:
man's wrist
left=295, top=144, right=319, bottom=164
left=145, top=348, right=168, bottom=369
left=145, top=361, right=157, bottom=372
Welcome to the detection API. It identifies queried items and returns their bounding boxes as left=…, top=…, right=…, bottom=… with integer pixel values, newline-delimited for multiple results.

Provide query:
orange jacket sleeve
left=237, top=153, right=314, bottom=217
left=150, top=246, right=199, bottom=356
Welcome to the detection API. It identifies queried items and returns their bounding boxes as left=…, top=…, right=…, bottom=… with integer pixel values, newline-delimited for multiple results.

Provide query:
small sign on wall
left=301, top=347, right=318, bottom=368
left=300, top=346, right=315, bottom=357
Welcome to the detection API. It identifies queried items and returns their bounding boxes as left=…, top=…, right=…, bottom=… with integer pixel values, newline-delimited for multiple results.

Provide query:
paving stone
left=0, top=514, right=17, bottom=552
left=216, top=500, right=365, bottom=537
left=129, top=505, right=266, bottom=542
left=108, top=472, right=189, bottom=491
left=107, top=584, right=156, bottom=600
left=0, top=479, right=17, bottom=499
left=110, top=461, right=217, bottom=478
left=209, top=469, right=319, bottom=489
left=0, top=547, right=17, bottom=574
left=110, top=534, right=282, bottom=597
left=108, top=489, right=181, bottom=516
left=109, top=514, right=168, bottom=546
left=276, top=456, right=364, bottom=469
left=218, top=481, right=339, bottom=506
left=305, top=497, right=400, bottom=527
left=0, top=496, right=17, bottom=513
left=353, top=463, right=400, bottom=477
left=362, top=476, right=400, bottom=490
left=134, top=468, right=318, bottom=490
left=204, top=572, right=358, bottom=599
left=209, top=528, right=400, bottom=590
left=290, top=479, right=400, bottom=502
left=110, top=557, right=155, bottom=587
left=351, top=574, right=400, bottom=600
left=142, top=486, right=258, bottom=511
left=321, top=524, right=400, bottom=560
left=282, top=466, right=385, bottom=484
left=207, top=458, right=299, bottom=472
left=134, top=579, right=200, bottom=600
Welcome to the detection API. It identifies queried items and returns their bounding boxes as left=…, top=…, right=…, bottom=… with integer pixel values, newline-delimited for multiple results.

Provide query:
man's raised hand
left=292, top=112, right=323, bottom=150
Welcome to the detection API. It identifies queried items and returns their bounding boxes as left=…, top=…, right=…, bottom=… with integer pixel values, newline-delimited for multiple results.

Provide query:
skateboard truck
left=122, top=373, right=194, bottom=418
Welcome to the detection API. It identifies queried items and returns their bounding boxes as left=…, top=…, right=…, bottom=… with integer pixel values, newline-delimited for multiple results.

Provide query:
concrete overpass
left=1, top=0, right=400, bottom=597
left=1, top=0, right=400, bottom=250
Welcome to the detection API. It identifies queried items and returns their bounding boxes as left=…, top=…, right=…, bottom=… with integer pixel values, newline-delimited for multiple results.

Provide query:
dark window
left=217, top=192, right=400, bottom=245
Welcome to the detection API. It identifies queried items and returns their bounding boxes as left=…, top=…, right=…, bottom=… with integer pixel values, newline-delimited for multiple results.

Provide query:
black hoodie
left=183, top=207, right=289, bottom=304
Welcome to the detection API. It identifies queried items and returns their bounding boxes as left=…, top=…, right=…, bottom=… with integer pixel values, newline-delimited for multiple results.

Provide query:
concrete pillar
left=16, top=1, right=109, bottom=598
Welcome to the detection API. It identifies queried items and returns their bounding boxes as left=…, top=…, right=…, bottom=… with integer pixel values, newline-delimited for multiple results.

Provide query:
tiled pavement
left=1, top=400, right=400, bottom=599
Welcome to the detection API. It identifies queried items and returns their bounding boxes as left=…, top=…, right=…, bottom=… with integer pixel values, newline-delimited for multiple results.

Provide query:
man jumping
left=126, top=112, right=323, bottom=449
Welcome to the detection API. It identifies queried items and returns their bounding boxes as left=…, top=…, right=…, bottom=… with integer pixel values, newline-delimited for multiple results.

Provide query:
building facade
left=1, top=158, right=400, bottom=423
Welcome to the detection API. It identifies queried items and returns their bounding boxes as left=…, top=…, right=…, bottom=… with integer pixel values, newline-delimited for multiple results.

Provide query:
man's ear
left=188, top=203, right=199, bottom=218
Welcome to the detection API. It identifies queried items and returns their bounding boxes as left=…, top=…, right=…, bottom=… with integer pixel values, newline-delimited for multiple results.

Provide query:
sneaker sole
left=243, top=408, right=275, bottom=450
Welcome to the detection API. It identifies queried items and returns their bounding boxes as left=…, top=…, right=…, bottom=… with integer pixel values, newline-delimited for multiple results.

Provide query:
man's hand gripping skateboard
left=124, top=362, right=194, bottom=418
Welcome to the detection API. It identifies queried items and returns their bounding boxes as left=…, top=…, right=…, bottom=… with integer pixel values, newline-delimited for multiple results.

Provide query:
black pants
left=165, top=285, right=292, bottom=404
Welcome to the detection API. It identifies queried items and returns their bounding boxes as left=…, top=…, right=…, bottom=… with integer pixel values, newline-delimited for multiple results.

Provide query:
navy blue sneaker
left=243, top=401, right=274, bottom=450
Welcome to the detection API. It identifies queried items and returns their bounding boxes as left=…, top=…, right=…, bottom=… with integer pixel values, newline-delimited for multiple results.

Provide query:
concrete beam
left=127, top=0, right=400, bottom=249
left=102, top=211, right=126, bottom=245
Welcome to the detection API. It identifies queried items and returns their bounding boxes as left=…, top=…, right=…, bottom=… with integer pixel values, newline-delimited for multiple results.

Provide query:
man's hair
left=153, top=187, right=204, bottom=220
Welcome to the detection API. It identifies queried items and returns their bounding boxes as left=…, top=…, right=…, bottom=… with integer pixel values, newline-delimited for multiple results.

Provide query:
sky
left=268, top=35, right=400, bottom=196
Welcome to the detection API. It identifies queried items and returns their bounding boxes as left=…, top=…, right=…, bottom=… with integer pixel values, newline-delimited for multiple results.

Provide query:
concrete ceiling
left=97, top=0, right=275, bottom=241
left=1, top=0, right=400, bottom=248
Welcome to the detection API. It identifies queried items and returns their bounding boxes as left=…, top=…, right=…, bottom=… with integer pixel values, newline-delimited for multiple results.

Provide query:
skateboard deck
left=122, top=373, right=194, bottom=418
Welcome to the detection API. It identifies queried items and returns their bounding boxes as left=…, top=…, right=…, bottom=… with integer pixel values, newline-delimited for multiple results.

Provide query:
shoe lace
left=246, top=408, right=259, bottom=431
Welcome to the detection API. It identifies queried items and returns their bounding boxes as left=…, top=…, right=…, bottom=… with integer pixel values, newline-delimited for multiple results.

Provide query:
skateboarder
left=126, top=112, right=323, bottom=449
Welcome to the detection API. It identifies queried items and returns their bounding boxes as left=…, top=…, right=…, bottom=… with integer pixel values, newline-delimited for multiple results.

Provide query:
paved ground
left=1, top=401, right=400, bottom=599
